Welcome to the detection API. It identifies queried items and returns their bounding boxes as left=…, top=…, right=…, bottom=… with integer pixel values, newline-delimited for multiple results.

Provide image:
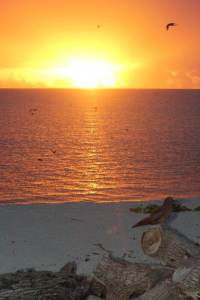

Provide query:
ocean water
left=0, top=89, right=200, bottom=204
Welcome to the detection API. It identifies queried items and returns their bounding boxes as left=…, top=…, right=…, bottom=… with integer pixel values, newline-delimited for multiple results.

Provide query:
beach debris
left=194, top=206, right=200, bottom=211
left=134, top=279, right=184, bottom=300
left=172, top=202, right=192, bottom=212
left=92, top=224, right=200, bottom=299
left=130, top=204, right=159, bottom=214
left=173, top=258, right=200, bottom=299
left=0, top=262, right=90, bottom=299
left=84, top=255, right=91, bottom=262
left=71, top=217, right=84, bottom=223
left=132, top=197, right=174, bottom=228
left=59, top=261, right=77, bottom=275
left=85, top=257, right=90, bottom=262
left=130, top=202, right=192, bottom=214
left=141, top=226, right=200, bottom=268
left=91, top=196, right=200, bottom=299
left=166, top=22, right=177, bottom=30
left=93, top=243, right=113, bottom=255
left=87, top=296, right=103, bottom=300
left=93, top=255, right=173, bottom=300
left=90, top=274, right=106, bottom=298
left=37, top=158, right=43, bottom=162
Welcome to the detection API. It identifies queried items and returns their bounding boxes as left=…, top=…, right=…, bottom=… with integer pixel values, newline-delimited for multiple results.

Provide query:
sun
left=50, top=58, right=119, bottom=88
left=67, top=58, right=117, bottom=88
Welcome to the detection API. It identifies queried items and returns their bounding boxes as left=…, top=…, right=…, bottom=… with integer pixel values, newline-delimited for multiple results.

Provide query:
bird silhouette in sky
left=132, top=197, right=174, bottom=228
left=166, top=22, right=177, bottom=31
left=97, top=24, right=101, bottom=29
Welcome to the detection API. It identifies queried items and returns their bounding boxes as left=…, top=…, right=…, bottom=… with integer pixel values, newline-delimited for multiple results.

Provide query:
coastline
left=0, top=199, right=200, bottom=275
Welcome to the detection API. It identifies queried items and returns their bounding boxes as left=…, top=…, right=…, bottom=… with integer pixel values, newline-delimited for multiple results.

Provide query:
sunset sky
left=0, top=0, right=200, bottom=88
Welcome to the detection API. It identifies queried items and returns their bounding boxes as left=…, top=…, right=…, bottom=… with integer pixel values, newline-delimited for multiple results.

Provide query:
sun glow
left=51, top=58, right=119, bottom=88
left=0, top=57, right=128, bottom=88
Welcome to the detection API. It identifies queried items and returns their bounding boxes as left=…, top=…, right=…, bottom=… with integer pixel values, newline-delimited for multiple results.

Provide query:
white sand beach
left=0, top=199, right=200, bottom=275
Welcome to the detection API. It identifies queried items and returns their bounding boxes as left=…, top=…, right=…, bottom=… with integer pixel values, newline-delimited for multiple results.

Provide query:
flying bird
left=132, top=197, right=174, bottom=228
left=29, top=108, right=38, bottom=115
left=166, top=22, right=177, bottom=31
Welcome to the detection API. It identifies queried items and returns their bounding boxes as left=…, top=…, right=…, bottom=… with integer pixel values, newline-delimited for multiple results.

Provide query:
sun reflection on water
left=2, top=90, right=200, bottom=204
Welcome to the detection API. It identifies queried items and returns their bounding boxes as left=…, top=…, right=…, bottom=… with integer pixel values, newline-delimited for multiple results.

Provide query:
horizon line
left=0, top=87, right=199, bottom=91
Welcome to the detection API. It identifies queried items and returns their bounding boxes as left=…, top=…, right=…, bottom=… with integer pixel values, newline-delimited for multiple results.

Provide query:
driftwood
left=87, top=297, right=103, bottom=300
left=173, top=258, right=200, bottom=299
left=141, top=226, right=200, bottom=268
left=134, top=279, right=186, bottom=300
left=93, top=255, right=173, bottom=300
left=92, top=222, right=200, bottom=300
left=0, top=262, right=90, bottom=300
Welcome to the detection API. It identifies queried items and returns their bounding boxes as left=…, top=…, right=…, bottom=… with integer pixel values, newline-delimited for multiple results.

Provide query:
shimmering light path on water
left=0, top=89, right=200, bottom=204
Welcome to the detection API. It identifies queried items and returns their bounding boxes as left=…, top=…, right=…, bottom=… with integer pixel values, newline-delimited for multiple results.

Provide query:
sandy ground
left=0, top=199, right=200, bottom=275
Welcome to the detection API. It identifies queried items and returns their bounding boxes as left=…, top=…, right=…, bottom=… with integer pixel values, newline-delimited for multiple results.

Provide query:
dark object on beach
left=130, top=204, right=160, bottom=214
left=51, top=149, right=57, bottom=154
left=85, top=257, right=90, bottom=262
left=130, top=202, right=192, bottom=214
left=38, top=158, right=43, bottom=162
left=172, top=202, right=192, bottom=212
left=166, top=22, right=177, bottom=30
left=132, top=197, right=174, bottom=228
left=0, top=262, right=90, bottom=300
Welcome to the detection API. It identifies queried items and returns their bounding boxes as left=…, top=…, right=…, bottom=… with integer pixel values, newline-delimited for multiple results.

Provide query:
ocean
left=0, top=89, right=200, bottom=204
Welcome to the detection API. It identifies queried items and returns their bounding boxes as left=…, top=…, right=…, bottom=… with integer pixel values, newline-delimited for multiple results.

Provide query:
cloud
left=0, top=67, right=71, bottom=88
left=167, top=69, right=200, bottom=88
left=1, top=64, right=200, bottom=89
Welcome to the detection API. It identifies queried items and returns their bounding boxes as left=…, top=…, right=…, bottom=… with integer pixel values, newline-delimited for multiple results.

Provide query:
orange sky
left=0, top=0, right=200, bottom=88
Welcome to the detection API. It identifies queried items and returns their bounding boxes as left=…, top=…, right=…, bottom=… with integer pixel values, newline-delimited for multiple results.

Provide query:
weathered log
left=90, top=277, right=106, bottom=298
left=133, top=279, right=187, bottom=300
left=141, top=226, right=200, bottom=268
left=173, top=258, right=200, bottom=299
left=0, top=262, right=90, bottom=300
left=93, top=255, right=173, bottom=300
left=87, top=296, right=103, bottom=300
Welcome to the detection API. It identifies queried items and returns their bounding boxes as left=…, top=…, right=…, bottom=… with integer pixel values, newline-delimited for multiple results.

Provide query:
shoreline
left=1, top=195, right=200, bottom=206
left=0, top=199, right=200, bottom=275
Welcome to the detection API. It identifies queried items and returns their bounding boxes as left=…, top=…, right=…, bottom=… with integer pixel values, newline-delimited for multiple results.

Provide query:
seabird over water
left=166, top=22, right=177, bottom=30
